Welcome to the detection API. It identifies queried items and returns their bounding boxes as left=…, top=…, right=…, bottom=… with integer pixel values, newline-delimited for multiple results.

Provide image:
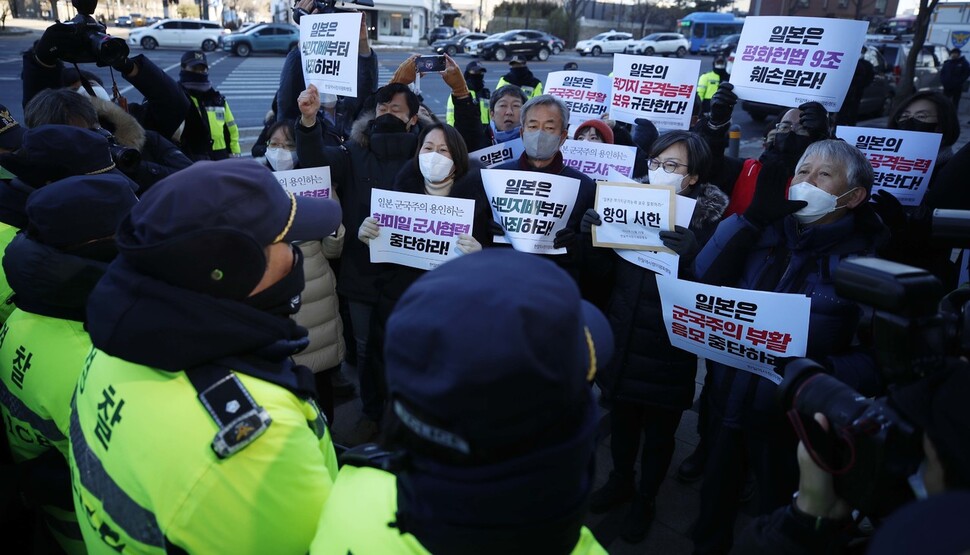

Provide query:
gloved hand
left=553, top=227, right=577, bottom=249
left=489, top=219, right=506, bottom=236
left=456, top=233, right=481, bottom=254
left=870, top=189, right=906, bottom=232
left=797, top=101, right=830, bottom=141
left=709, top=83, right=738, bottom=127
left=744, top=160, right=806, bottom=227
left=34, top=22, right=74, bottom=66
left=111, top=55, right=136, bottom=76
left=580, top=208, right=602, bottom=234
left=390, top=54, right=419, bottom=86
left=358, top=217, right=380, bottom=244
left=441, top=54, right=469, bottom=98
left=659, top=225, right=699, bottom=258
left=298, top=84, right=321, bottom=128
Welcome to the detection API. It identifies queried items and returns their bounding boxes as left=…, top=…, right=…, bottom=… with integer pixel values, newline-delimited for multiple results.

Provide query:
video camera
left=292, top=0, right=375, bottom=24
left=61, top=0, right=128, bottom=66
left=91, top=127, right=141, bottom=173
left=777, top=209, right=970, bottom=518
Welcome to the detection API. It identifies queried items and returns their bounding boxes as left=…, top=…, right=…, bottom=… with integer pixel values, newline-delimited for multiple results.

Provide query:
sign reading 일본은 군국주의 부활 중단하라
left=300, top=12, right=361, bottom=97
left=730, top=16, right=868, bottom=112
left=834, top=126, right=942, bottom=207
left=272, top=167, right=332, bottom=199
left=609, top=54, right=700, bottom=129
left=657, top=276, right=811, bottom=384
left=560, top=140, right=637, bottom=180
left=482, top=169, right=580, bottom=255
left=368, top=189, right=476, bottom=271
left=545, top=71, right=613, bottom=125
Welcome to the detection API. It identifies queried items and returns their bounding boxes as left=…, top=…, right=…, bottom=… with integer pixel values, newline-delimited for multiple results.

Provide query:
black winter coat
left=597, top=183, right=729, bottom=410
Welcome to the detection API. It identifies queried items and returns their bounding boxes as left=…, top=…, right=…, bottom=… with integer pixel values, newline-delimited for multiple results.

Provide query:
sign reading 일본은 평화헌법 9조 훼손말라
left=300, top=12, right=361, bottom=97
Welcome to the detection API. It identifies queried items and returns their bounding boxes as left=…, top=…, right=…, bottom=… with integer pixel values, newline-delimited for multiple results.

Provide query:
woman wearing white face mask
left=262, top=121, right=299, bottom=172
left=579, top=130, right=731, bottom=543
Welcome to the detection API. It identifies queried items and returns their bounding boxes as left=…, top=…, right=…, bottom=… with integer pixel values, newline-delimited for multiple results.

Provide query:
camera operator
left=732, top=364, right=970, bottom=554
left=25, top=84, right=191, bottom=193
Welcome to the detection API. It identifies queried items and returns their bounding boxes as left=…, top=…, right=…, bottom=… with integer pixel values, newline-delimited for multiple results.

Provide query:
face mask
left=648, top=168, right=689, bottom=192
left=373, top=113, right=408, bottom=134
left=179, top=70, right=211, bottom=92
left=714, top=65, right=726, bottom=71
left=242, top=245, right=305, bottom=316
left=787, top=182, right=856, bottom=224
left=76, top=82, right=112, bottom=101
left=771, top=131, right=813, bottom=156
left=522, top=130, right=562, bottom=161
left=419, top=151, right=454, bottom=184
left=896, top=119, right=938, bottom=133
left=466, top=74, right=485, bottom=91
left=265, top=147, right=295, bottom=172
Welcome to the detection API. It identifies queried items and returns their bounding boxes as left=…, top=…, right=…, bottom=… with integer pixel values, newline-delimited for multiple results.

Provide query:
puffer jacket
left=597, top=183, right=729, bottom=410
left=292, top=225, right=346, bottom=373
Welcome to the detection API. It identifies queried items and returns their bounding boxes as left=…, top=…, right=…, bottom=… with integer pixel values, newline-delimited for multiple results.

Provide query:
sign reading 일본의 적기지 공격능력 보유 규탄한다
left=300, top=12, right=361, bottom=97
left=610, top=54, right=700, bottom=129
left=730, top=16, right=868, bottom=112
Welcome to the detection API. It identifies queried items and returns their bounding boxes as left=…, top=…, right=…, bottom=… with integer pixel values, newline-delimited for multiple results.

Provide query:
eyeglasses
left=267, top=142, right=296, bottom=150
left=774, top=122, right=804, bottom=134
left=896, top=111, right=938, bottom=123
left=647, top=158, right=688, bottom=173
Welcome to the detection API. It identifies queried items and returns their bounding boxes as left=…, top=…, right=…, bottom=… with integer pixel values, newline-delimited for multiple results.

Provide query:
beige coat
left=292, top=223, right=345, bottom=373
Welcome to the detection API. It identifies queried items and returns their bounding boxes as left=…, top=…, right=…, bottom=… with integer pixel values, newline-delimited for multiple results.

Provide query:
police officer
left=697, top=57, right=729, bottom=116
left=446, top=60, right=489, bottom=126
left=177, top=51, right=241, bottom=160
left=71, top=159, right=342, bottom=554
left=497, top=56, right=544, bottom=98
left=311, top=249, right=613, bottom=554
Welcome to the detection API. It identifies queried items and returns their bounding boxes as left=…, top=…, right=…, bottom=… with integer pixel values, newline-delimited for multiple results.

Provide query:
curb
left=0, top=27, right=36, bottom=36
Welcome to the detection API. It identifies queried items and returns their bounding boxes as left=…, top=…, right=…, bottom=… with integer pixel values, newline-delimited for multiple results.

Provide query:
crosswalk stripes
left=217, top=58, right=285, bottom=101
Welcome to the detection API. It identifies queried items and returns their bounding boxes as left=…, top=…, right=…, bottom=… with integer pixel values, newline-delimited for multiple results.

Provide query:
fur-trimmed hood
left=688, top=182, right=730, bottom=229
left=88, top=96, right=146, bottom=151
left=349, top=109, right=438, bottom=150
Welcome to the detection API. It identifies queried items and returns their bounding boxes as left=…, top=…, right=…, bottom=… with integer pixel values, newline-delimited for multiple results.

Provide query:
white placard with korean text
left=368, top=189, right=475, bottom=271
left=561, top=140, right=637, bottom=180
left=833, top=126, right=942, bottom=206
left=482, top=169, right=580, bottom=255
left=592, top=182, right=674, bottom=250
left=730, top=16, right=868, bottom=112
left=610, top=54, right=700, bottom=129
left=273, top=167, right=332, bottom=199
left=657, top=276, right=812, bottom=384
left=300, top=12, right=361, bottom=97
left=545, top=71, right=613, bottom=123
left=615, top=195, right=697, bottom=277
left=469, top=138, right=525, bottom=168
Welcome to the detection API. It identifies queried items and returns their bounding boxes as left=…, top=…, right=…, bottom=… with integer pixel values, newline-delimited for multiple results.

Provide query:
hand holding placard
left=710, top=83, right=737, bottom=127
left=744, top=160, right=806, bottom=227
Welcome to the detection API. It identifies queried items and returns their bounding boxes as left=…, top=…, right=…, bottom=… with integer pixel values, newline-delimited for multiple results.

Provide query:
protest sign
left=545, top=71, right=613, bottom=123
left=272, top=167, right=332, bottom=199
left=561, top=140, right=637, bottom=180
left=657, top=276, right=811, bottom=384
left=482, top=169, right=580, bottom=255
left=730, top=16, right=868, bottom=112
left=834, top=126, right=941, bottom=206
left=610, top=54, right=700, bottom=129
left=368, top=189, right=476, bottom=271
left=300, top=13, right=361, bottom=97
left=593, top=182, right=674, bottom=250
left=615, top=194, right=697, bottom=277
left=469, top=138, right=525, bottom=168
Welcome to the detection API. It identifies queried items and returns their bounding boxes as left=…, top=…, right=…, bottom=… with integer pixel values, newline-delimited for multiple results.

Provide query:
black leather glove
left=489, top=219, right=506, bottom=236
left=709, top=83, right=738, bottom=127
left=111, top=56, right=136, bottom=76
left=553, top=227, right=577, bottom=249
left=659, top=225, right=699, bottom=258
left=870, top=189, right=906, bottom=232
left=580, top=208, right=601, bottom=234
left=34, top=22, right=74, bottom=66
left=797, top=101, right=830, bottom=141
left=744, top=160, right=806, bottom=227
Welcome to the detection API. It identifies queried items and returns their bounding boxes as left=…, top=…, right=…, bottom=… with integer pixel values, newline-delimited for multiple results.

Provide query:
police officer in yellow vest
left=177, top=51, right=241, bottom=161
left=446, top=60, right=490, bottom=126
left=497, top=56, right=544, bottom=99
left=0, top=173, right=137, bottom=555
left=697, top=56, right=729, bottom=117
left=311, top=249, right=614, bottom=555
left=71, top=159, right=342, bottom=554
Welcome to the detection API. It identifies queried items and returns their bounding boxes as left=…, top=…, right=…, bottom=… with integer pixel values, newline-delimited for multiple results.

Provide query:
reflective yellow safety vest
left=188, top=95, right=241, bottom=156
left=70, top=349, right=338, bottom=554
left=0, top=223, right=19, bottom=322
left=446, top=90, right=490, bottom=126
left=310, top=465, right=608, bottom=554
left=697, top=70, right=722, bottom=101
left=496, top=76, right=544, bottom=99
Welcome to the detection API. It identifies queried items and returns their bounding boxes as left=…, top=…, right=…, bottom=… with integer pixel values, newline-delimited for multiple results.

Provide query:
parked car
left=478, top=29, right=553, bottom=61
left=145, top=16, right=161, bottom=26
left=544, top=34, right=566, bottom=55
left=428, top=26, right=458, bottom=44
left=867, top=40, right=946, bottom=92
left=221, top=23, right=299, bottom=57
left=625, top=32, right=690, bottom=57
left=741, top=45, right=896, bottom=121
left=130, top=13, right=146, bottom=27
left=432, top=32, right=487, bottom=56
left=704, top=33, right=740, bottom=55
left=114, top=15, right=131, bottom=27
left=575, top=31, right=634, bottom=57
left=128, top=19, right=228, bottom=52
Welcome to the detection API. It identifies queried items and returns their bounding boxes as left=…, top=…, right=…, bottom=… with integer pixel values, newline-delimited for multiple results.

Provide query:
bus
left=677, top=12, right=745, bottom=54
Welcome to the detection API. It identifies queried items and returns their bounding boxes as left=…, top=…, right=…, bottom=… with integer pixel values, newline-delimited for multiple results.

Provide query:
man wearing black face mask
left=497, top=56, right=543, bottom=99
left=446, top=61, right=490, bottom=126
left=177, top=50, right=241, bottom=161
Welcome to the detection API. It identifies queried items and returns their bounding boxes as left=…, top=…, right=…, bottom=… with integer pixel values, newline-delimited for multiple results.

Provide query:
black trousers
left=609, top=400, right=684, bottom=500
